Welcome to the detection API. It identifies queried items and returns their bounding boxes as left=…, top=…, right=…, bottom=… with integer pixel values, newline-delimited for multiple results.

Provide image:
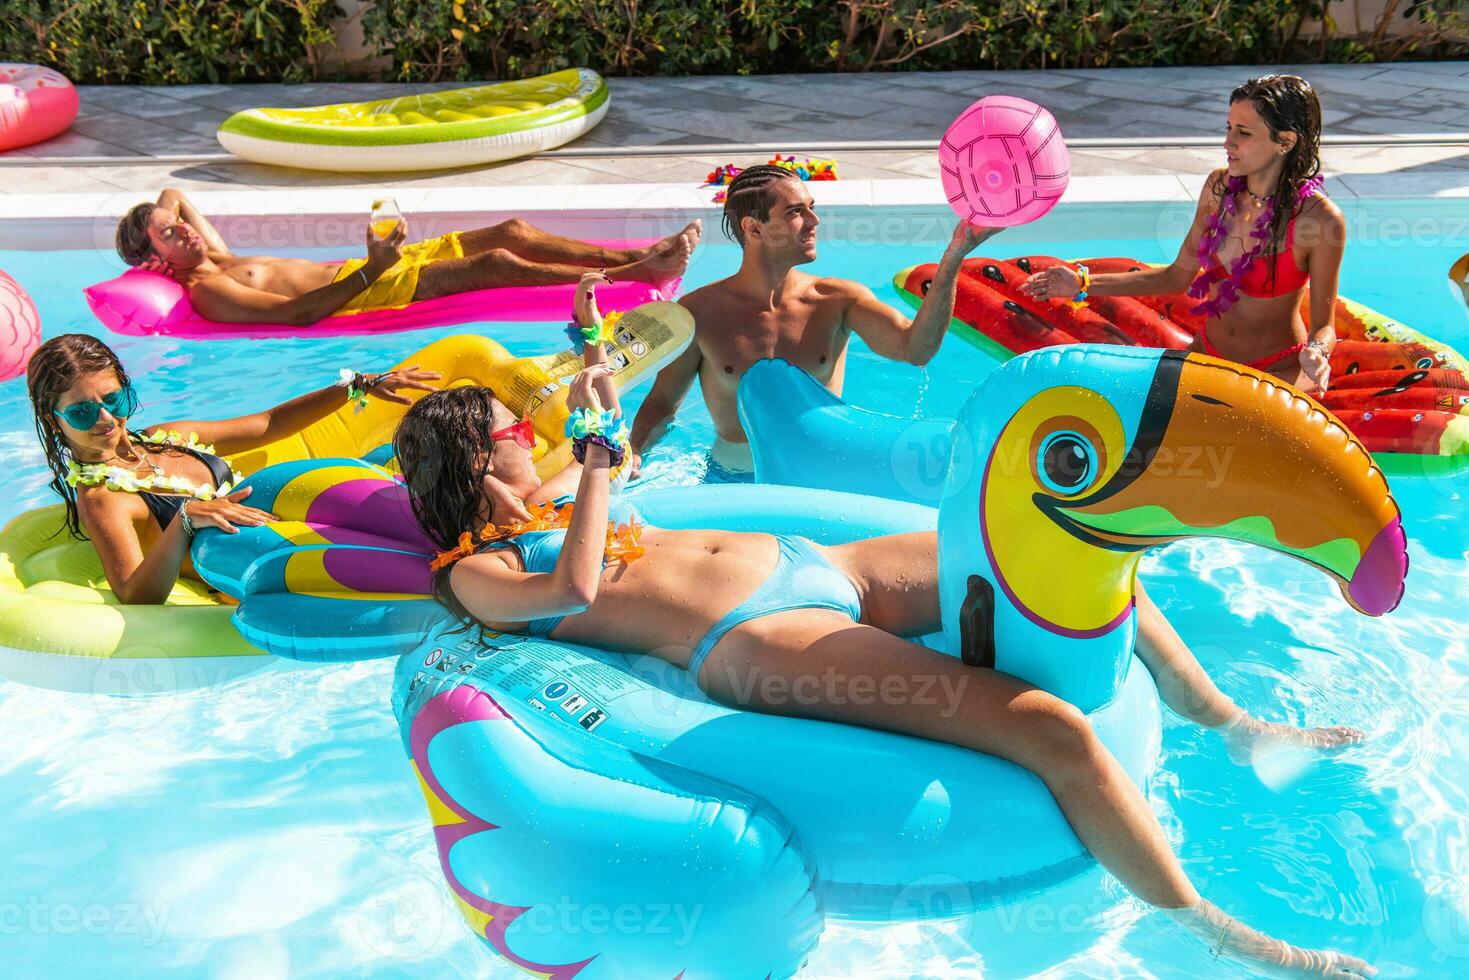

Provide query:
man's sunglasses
left=491, top=416, right=535, bottom=450
left=53, top=386, right=139, bottom=431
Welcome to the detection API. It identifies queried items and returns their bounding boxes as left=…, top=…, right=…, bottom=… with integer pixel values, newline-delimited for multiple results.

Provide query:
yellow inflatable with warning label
left=0, top=304, right=693, bottom=693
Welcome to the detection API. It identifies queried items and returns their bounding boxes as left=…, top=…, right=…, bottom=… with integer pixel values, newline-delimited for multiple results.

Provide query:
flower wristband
left=336, top=368, right=376, bottom=414
left=1067, top=263, right=1091, bottom=309
left=573, top=433, right=627, bottom=468
left=565, top=309, right=623, bottom=348
left=565, top=407, right=628, bottom=467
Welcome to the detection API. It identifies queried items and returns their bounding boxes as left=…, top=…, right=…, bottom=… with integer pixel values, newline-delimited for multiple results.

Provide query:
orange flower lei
left=429, top=500, right=646, bottom=572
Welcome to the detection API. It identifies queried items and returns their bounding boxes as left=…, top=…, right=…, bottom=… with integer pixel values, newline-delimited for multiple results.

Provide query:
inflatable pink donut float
left=0, top=270, right=42, bottom=383
left=0, top=64, right=79, bottom=152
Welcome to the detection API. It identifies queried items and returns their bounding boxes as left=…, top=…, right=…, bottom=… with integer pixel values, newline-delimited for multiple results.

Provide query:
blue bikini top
left=482, top=494, right=645, bottom=637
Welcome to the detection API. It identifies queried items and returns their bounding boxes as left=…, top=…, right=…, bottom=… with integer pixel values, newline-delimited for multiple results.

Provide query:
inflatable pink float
left=84, top=249, right=681, bottom=340
left=0, top=64, right=79, bottom=152
left=0, top=270, right=42, bottom=383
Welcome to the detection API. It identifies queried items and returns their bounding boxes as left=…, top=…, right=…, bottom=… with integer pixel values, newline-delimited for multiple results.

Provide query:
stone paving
left=0, top=62, right=1465, bottom=195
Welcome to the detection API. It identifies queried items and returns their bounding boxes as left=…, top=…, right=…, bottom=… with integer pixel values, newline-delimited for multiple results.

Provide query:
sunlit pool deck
left=1, top=62, right=1465, bottom=197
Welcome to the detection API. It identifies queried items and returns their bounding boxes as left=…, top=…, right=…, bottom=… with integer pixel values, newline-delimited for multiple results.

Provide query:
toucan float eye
left=1037, top=430, right=1099, bottom=495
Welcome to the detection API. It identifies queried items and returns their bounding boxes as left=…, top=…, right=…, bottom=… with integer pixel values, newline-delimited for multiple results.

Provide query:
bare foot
left=1221, top=710, right=1365, bottom=765
left=640, top=220, right=701, bottom=264
left=1164, top=900, right=1376, bottom=979
left=612, top=224, right=696, bottom=285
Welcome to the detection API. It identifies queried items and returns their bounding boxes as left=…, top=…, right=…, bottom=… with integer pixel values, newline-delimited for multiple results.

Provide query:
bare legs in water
left=693, top=532, right=1374, bottom=978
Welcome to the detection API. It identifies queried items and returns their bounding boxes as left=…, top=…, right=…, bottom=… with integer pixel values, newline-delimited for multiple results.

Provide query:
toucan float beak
left=1055, top=352, right=1407, bottom=616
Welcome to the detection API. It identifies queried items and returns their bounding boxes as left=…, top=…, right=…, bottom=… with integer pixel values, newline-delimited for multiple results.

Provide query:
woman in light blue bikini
left=392, top=274, right=1373, bottom=980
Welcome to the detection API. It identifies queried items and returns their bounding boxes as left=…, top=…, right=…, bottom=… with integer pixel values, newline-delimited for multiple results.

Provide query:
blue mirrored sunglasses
left=53, top=385, right=139, bottom=431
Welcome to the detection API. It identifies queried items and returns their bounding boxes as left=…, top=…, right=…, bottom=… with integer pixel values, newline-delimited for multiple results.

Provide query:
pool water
left=1, top=201, right=1467, bottom=979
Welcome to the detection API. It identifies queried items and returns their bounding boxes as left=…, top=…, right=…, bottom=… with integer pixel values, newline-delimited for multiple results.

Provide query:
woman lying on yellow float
left=25, top=333, right=437, bottom=604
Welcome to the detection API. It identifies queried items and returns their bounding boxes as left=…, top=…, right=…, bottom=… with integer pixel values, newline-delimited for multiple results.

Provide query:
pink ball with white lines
left=939, top=95, right=1070, bottom=227
left=0, top=269, right=41, bottom=383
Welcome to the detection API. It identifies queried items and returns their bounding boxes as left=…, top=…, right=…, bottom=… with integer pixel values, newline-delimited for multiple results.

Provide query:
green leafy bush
left=0, top=0, right=1463, bottom=84
left=0, top=0, right=342, bottom=84
left=362, top=0, right=1468, bottom=80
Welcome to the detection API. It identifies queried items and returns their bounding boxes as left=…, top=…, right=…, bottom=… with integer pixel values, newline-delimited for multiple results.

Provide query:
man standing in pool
left=113, top=189, right=699, bottom=327
left=628, top=165, right=998, bottom=478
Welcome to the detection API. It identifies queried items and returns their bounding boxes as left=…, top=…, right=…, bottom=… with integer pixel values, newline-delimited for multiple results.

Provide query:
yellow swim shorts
left=333, top=232, right=464, bottom=312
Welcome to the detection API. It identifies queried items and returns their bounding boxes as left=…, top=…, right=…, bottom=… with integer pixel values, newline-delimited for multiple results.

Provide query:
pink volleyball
left=939, top=95, right=1070, bottom=228
left=0, top=269, right=42, bottom=383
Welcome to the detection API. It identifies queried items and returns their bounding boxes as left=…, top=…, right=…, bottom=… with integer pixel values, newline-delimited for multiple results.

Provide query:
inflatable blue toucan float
left=192, top=343, right=1405, bottom=978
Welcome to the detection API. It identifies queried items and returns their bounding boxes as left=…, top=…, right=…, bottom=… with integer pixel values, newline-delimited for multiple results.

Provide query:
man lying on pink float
left=84, top=189, right=693, bottom=339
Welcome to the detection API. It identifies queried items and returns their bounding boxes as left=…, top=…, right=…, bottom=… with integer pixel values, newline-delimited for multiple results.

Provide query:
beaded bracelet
left=178, top=500, right=196, bottom=538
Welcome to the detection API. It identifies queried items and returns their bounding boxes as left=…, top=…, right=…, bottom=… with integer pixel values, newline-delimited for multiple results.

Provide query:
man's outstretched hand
left=945, top=220, right=1002, bottom=262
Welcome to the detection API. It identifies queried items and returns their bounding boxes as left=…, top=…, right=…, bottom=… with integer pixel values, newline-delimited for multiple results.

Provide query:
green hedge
left=0, top=0, right=341, bottom=84
left=362, top=0, right=1469, bottom=81
left=1, top=0, right=1464, bottom=84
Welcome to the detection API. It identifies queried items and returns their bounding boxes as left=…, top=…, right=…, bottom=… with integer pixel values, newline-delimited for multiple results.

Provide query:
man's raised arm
left=157, top=189, right=230, bottom=254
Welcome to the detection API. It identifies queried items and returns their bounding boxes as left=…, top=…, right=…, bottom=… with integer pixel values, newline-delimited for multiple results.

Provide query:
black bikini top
left=139, top=446, right=234, bottom=529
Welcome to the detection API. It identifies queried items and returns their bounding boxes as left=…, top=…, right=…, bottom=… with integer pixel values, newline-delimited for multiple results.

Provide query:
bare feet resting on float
left=112, top=188, right=700, bottom=326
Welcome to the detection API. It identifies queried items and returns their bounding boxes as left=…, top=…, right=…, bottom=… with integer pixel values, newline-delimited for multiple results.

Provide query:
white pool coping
left=3, top=173, right=1466, bottom=252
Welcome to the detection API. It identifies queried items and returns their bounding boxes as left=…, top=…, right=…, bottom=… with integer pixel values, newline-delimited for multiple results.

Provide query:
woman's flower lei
left=429, top=498, right=644, bottom=571
left=65, top=431, right=237, bottom=500
left=135, top=429, right=217, bottom=455
left=65, top=462, right=239, bottom=500
left=1187, top=173, right=1325, bottom=319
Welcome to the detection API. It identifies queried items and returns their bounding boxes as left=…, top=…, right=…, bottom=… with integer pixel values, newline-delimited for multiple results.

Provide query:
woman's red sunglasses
left=491, top=416, right=535, bottom=449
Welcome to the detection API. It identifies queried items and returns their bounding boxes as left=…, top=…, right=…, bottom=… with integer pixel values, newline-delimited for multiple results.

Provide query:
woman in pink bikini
left=1024, top=74, right=1344, bottom=393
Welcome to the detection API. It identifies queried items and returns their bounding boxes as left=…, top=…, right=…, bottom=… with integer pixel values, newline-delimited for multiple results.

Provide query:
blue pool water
left=1, top=200, right=1467, bottom=978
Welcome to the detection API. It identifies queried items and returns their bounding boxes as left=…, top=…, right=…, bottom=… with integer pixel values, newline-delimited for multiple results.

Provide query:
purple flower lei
left=1188, top=173, right=1325, bottom=319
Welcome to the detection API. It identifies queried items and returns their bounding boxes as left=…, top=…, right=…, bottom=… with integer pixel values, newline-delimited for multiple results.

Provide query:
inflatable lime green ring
left=0, top=504, right=265, bottom=694
left=217, top=68, right=610, bottom=172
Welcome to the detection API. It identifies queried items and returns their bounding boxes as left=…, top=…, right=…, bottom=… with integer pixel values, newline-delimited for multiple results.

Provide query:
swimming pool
left=1, top=196, right=1466, bottom=978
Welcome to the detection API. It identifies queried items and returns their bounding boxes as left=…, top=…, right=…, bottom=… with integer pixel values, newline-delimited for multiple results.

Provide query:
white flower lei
left=65, top=431, right=240, bottom=501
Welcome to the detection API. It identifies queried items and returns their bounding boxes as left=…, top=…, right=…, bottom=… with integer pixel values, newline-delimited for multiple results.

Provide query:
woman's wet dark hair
left=115, top=202, right=157, bottom=267
left=721, top=164, right=799, bottom=245
left=393, top=386, right=500, bottom=622
left=27, top=334, right=139, bottom=538
left=1219, top=74, right=1324, bottom=283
